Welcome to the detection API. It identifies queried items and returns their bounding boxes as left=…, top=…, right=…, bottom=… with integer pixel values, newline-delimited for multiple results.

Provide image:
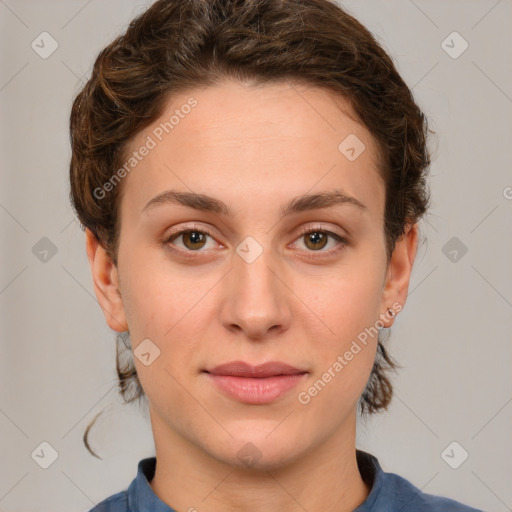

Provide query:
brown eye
left=166, top=229, right=215, bottom=252
left=303, top=231, right=329, bottom=251
left=291, top=227, right=347, bottom=257
left=180, top=230, right=208, bottom=250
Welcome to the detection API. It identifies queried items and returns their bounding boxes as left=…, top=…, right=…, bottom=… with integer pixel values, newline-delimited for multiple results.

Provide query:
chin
left=206, top=429, right=310, bottom=472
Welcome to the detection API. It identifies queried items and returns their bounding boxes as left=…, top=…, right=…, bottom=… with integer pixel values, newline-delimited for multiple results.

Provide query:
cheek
left=300, top=321, right=378, bottom=414
left=119, top=251, right=196, bottom=335
left=297, top=270, right=383, bottom=395
left=304, top=271, right=384, bottom=344
left=122, top=264, right=205, bottom=410
left=118, top=253, right=218, bottom=376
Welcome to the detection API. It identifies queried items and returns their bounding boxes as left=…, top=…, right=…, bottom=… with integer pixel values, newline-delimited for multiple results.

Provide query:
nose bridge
left=221, top=241, right=291, bottom=337
left=236, top=248, right=279, bottom=301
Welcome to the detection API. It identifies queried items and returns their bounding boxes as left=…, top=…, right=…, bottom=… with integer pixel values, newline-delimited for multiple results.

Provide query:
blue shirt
left=89, top=450, right=484, bottom=511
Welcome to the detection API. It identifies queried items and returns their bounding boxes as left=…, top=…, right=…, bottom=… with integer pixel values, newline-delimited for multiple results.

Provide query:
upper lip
left=205, top=361, right=307, bottom=378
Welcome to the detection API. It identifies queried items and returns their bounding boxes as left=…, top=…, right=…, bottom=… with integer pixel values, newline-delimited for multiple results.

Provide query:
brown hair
left=69, top=0, right=431, bottom=457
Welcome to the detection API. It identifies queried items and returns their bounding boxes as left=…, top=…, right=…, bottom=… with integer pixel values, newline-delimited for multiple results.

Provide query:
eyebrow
left=141, top=189, right=367, bottom=217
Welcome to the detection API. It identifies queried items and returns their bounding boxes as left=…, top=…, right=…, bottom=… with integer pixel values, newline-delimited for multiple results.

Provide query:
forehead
left=119, top=79, right=384, bottom=221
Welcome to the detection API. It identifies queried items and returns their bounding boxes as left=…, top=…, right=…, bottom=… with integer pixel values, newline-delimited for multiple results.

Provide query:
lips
left=203, top=361, right=308, bottom=404
left=204, top=360, right=307, bottom=378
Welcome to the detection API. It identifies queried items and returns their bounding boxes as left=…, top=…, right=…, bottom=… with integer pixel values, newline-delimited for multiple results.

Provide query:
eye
left=163, top=224, right=347, bottom=258
left=291, top=226, right=347, bottom=255
left=165, top=226, right=219, bottom=253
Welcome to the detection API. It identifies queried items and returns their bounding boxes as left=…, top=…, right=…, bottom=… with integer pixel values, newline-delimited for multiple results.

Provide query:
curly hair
left=69, top=0, right=431, bottom=457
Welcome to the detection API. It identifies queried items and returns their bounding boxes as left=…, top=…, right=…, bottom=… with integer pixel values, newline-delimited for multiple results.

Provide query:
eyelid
left=165, top=223, right=220, bottom=240
left=294, top=223, right=347, bottom=240
left=289, top=224, right=348, bottom=256
left=163, top=223, right=223, bottom=248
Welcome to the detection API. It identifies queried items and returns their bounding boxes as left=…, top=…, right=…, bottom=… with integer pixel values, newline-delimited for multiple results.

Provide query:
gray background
left=1, top=0, right=511, bottom=511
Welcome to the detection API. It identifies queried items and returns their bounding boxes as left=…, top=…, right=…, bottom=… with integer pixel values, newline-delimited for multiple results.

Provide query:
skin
left=86, top=79, right=418, bottom=512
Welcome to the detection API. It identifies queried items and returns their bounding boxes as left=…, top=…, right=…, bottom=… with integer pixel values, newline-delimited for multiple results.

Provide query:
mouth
left=203, top=361, right=308, bottom=404
left=204, top=360, right=307, bottom=378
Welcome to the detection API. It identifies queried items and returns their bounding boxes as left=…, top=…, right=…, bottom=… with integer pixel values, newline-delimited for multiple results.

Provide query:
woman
left=69, top=0, right=483, bottom=510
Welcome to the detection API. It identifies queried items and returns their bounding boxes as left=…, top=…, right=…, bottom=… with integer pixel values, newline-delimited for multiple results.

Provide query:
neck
left=149, top=409, right=370, bottom=512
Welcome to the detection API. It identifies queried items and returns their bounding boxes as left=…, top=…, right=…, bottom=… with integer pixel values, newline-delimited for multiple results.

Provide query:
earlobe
left=85, top=228, right=128, bottom=333
left=380, top=223, right=419, bottom=327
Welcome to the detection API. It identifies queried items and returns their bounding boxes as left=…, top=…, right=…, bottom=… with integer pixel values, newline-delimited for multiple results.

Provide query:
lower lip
left=204, top=372, right=308, bottom=404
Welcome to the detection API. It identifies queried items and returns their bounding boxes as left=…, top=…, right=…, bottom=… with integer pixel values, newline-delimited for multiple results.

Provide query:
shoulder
left=379, top=471, right=484, bottom=511
left=87, top=490, right=128, bottom=512
left=85, top=456, right=158, bottom=512
left=356, top=450, right=484, bottom=512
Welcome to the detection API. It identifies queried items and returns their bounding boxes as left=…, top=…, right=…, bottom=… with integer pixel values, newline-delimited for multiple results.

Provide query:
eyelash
left=163, top=224, right=348, bottom=259
left=295, top=225, right=348, bottom=259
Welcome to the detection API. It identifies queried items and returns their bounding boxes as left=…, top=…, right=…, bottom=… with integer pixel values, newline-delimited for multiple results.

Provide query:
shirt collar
left=354, top=450, right=383, bottom=510
left=127, top=450, right=383, bottom=511
left=127, top=457, right=176, bottom=511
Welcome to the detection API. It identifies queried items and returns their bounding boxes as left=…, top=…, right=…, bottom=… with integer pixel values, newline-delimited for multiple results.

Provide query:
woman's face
left=88, top=79, right=417, bottom=470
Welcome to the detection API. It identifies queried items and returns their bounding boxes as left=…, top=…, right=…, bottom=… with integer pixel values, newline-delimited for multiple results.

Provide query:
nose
left=219, top=247, right=292, bottom=340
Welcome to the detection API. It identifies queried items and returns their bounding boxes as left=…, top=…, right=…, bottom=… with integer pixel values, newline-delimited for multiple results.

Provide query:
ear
left=379, top=223, right=419, bottom=327
left=85, top=228, right=128, bottom=333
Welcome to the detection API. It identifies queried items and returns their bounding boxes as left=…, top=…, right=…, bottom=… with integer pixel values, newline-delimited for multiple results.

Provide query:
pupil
left=307, top=232, right=327, bottom=250
left=186, top=231, right=205, bottom=248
